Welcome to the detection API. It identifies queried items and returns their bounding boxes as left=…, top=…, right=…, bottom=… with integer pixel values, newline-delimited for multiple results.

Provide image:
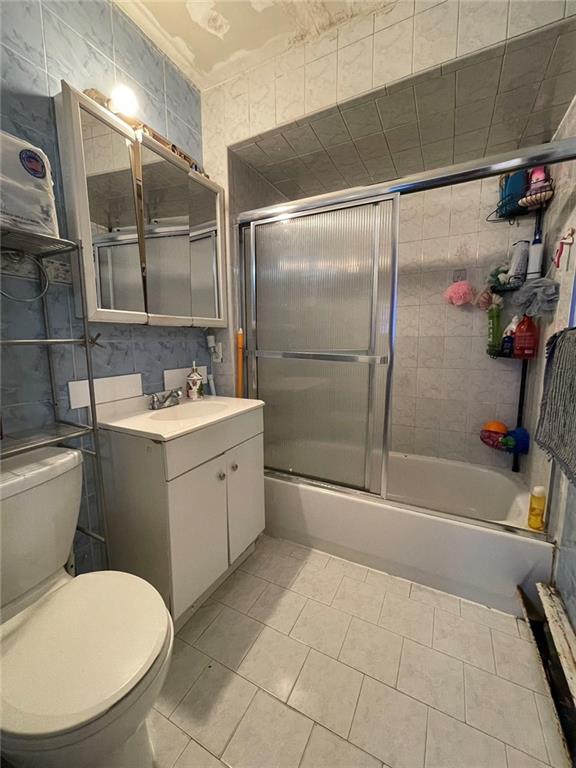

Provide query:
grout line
left=345, top=672, right=366, bottom=741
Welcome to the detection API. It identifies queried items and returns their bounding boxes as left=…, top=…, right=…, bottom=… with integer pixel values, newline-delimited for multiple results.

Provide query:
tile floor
left=148, top=535, right=571, bottom=768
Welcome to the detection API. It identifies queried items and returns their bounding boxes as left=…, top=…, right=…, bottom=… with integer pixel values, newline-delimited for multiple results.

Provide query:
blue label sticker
left=19, top=149, right=46, bottom=179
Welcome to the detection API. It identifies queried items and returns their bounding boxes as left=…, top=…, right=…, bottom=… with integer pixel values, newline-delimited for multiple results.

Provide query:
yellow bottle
left=528, top=486, right=546, bottom=530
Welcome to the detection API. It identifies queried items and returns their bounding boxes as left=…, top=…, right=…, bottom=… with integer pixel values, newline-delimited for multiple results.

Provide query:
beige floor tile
left=255, top=535, right=295, bottom=558
left=332, top=576, right=384, bottom=623
left=174, top=738, right=225, bottom=767
left=239, top=548, right=272, bottom=577
left=155, top=638, right=210, bottom=716
left=252, top=551, right=305, bottom=588
left=433, top=609, right=495, bottom=672
left=379, top=592, right=434, bottom=646
left=291, top=563, right=344, bottom=604
left=222, top=690, right=313, bottom=768
left=299, top=724, right=381, bottom=768
left=147, top=709, right=189, bottom=768
left=170, top=662, right=257, bottom=756
left=178, top=603, right=224, bottom=646
left=349, top=676, right=427, bottom=768
left=194, top=606, right=263, bottom=669
left=366, top=568, right=412, bottom=597
left=338, top=617, right=402, bottom=686
left=288, top=650, right=363, bottom=738
left=425, top=709, right=507, bottom=768
left=325, top=556, right=368, bottom=582
left=212, top=571, right=268, bottom=613
left=290, top=599, right=351, bottom=658
left=248, top=583, right=306, bottom=634
left=534, top=692, right=572, bottom=768
left=505, top=746, right=549, bottom=768
left=397, top=639, right=464, bottom=720
left=464, top=665, right=548, bottom=762
left=289, top=544, right=330, bottom=570
left=410, top=583, right=460, bottom=614
left=459, top=600, right=519, bottom=636
left=492, top=630, right=548, bottom=693
left=238, top=626, right=309, bottom=701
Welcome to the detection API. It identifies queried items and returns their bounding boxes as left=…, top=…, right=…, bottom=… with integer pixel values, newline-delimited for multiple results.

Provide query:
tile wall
left=0, top=0, right=205, bottom=571
left=202, top=0, right=576, bottom=185
left=392, top=178, right=536, bottom=467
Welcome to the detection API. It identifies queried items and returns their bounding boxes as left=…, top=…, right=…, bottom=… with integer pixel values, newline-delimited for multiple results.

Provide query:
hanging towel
left=535, top=327, right=576, bottom=484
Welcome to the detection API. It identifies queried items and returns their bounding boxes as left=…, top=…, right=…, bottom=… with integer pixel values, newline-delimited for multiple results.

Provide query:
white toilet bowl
left=1, top=571, right=174, bottom=768
left=0, top=448, right=174, bottom=768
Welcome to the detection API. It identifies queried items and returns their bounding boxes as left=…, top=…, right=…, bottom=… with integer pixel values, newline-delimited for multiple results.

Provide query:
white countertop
left=97, top=396, right=264, bottom=441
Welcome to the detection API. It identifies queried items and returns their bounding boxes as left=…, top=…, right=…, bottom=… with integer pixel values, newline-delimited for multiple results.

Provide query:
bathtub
left=264, top=453, right=553, bottom=614
left=387, top=452, right=530, bottom=529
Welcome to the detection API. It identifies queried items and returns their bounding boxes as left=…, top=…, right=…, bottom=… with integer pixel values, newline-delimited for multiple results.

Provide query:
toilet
left=0, top=447, right=173, bottom=768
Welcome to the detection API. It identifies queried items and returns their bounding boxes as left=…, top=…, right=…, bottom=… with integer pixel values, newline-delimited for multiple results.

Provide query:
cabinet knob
left=231, top=462, right=239, bottom=471
left=217, top=471, right=226, bottom=480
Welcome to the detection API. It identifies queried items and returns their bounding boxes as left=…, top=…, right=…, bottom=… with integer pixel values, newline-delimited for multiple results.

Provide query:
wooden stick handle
left=235, top=328, right=244, bottom=398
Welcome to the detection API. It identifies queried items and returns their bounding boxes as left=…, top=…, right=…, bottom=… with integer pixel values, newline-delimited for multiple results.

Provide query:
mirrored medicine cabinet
left=55, top=81, right=227, bottom=327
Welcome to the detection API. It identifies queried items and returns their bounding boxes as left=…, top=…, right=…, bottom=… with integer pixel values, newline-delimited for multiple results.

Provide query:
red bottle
left=514, top=315, right=538, bottom=359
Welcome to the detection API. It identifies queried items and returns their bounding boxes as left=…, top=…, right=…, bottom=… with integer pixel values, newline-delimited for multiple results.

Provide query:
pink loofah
left=443, top=280, right=476, bottom=306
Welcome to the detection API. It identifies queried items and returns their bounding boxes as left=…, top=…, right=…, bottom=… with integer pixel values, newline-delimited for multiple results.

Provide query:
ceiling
left=229, top=21, right=576, bottom=201
left=114, top=0, right=387, bottom=89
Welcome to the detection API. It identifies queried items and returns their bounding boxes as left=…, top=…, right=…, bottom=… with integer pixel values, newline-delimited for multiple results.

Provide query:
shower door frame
left=243, top=193, right=399, bottom=497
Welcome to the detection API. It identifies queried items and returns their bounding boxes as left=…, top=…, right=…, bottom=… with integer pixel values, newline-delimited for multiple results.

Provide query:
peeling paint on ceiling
left=113, top=0, right=390, bottom=89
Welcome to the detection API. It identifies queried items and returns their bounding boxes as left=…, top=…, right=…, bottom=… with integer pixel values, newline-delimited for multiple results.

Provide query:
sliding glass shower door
left=245, top=195, right=397, bottom=494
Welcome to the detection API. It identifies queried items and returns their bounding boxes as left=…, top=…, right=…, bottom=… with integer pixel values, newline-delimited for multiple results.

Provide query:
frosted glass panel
left=96, top=241, right=144, bottom=312
left=146, top=233, right=191, bottom=316
left=190, top=234, right=218, bottom=318
left=255, top=205, right=376, bottom=351
left=258, top=358, right=370, bottom=488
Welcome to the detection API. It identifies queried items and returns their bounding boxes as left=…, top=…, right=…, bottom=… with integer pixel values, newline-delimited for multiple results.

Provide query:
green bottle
left=487, top=305, right=501, bottom=358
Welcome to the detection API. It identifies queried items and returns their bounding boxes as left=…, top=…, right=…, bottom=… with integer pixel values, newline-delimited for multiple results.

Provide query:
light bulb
left=109, top=84, right=138, bottom=117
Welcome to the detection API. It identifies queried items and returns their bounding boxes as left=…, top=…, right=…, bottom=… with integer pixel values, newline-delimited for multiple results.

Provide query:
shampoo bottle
left=528, top=486, right=546, bottom=530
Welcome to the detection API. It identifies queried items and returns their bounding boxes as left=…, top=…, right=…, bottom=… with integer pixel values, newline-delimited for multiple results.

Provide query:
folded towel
left=535, top=327, right=576, bottom=485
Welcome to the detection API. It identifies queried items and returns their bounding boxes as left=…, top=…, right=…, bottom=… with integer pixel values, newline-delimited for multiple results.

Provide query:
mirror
left=80, top=107, right=145, bottom=313
left=189, top=176, right=220, bottom=319
left=142, top=139, right=221, bottom=323
left=57, top=82, right=226, bottom=326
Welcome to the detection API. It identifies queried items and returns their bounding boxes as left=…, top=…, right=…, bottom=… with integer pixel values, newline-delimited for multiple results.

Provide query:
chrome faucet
left=149, top=388, right=182, bottom=410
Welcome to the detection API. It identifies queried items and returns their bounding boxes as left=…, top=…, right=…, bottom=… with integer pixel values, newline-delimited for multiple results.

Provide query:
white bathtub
left=387, top=452, right=530, bottom=529
left=265, top=455, right=553, bottom=614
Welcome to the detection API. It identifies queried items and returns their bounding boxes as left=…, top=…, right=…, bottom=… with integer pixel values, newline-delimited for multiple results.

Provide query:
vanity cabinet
left=99, top=401, right=264, bottom=623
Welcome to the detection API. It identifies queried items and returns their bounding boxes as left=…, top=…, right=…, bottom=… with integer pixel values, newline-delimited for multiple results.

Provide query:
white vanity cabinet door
left=168, top=455, right=229, bottom=619
left=227, top=434, right=265, bottom=563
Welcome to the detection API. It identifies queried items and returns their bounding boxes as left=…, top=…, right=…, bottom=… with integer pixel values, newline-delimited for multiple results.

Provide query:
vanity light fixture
left=109, top=84, right=139, bottom=118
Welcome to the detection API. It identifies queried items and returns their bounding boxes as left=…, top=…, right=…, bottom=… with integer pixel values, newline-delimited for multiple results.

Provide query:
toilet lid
left=1, top=571, right=170, bottom=738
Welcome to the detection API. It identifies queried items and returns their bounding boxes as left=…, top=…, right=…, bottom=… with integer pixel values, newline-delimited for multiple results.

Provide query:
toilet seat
left=1, top=571, right=170, bottom=739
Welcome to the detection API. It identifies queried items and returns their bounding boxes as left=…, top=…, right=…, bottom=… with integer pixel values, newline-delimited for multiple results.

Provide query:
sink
left=149, top=401, right=229, bottom=422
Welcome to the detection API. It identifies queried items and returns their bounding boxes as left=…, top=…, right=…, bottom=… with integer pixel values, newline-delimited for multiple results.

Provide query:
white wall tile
left=305, top=53, right=337, bottom=113
left=458, top=0, right=509, bottom=57
left=373, top=17, right=414, bottom=88
left=508, top=0, right=564, bottom=37
left=423, top=187, right=452, bottom=237
left=305, top=30, right=337, bottom=63
left=375, top=0, right=415, bottom=31
left=276, top=46, right=305, bottom=77
left=338, top=14, right=374, bottom=48
left=413, top=0, right=458, bottom=71
left=338, top=37, right=374, bottom=101
left=249, top=62, right=276, bottom=134
left=276, top=67, right=305, bottom=125
left=68, top=373, right=142, bottom=410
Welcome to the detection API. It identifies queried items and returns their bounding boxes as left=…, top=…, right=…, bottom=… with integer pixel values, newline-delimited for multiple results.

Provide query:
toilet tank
left=0, top=447, right=83, bottom=607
